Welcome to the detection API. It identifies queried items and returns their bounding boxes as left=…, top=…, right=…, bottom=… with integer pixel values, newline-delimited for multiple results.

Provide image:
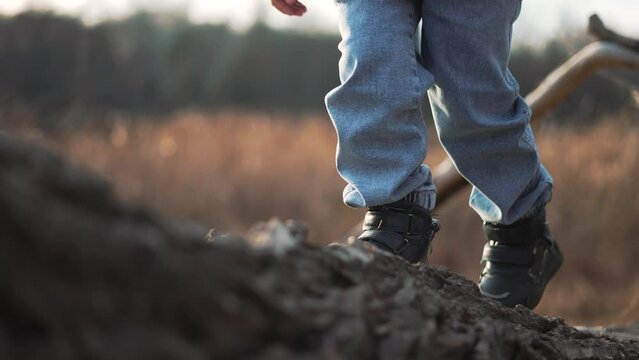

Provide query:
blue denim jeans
left=325, top=0, right=553, bottom=225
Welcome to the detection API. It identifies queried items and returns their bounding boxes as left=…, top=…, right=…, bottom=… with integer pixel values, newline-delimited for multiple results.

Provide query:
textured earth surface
left=1, top=134, right=638, bottom=360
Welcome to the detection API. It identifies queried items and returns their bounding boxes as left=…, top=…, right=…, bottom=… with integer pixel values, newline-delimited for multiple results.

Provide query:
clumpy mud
left=1, top=135, right=637, bottom=360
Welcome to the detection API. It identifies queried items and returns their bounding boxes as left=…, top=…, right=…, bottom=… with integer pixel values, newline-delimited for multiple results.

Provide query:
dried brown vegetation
left=31, top=110, right=639, bottom=327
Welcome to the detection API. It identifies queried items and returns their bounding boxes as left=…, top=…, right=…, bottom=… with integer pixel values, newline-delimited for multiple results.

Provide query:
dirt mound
left=0, top=134, right=637, bottom=360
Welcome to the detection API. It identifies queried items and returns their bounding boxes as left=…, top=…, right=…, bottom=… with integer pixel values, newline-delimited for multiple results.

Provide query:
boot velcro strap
left=364, top=210, right=431, bottom=235
left=481, top=243, right=534, bottom=265
left=358, top=229, right=409, bottom=254
left=483, top=220, right=544, bottom=245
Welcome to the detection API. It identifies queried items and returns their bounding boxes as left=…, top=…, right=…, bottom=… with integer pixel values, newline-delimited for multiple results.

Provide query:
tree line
left=0, top=11, right=636, bottom=125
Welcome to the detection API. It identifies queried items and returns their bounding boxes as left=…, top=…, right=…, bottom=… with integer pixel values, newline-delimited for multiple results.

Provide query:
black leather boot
left=358, top=200, right=440, bottom=264
left=479, top=209, right=563, bottom=309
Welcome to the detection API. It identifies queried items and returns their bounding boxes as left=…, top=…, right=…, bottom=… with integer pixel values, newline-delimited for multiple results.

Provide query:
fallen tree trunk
left=1, top=135, right=638, bottom=359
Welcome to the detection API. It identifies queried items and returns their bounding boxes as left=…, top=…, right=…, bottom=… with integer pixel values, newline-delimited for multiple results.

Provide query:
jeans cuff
left=520, top=201, right=547, bottom=222
left=403, top=185, right=437, bottom=211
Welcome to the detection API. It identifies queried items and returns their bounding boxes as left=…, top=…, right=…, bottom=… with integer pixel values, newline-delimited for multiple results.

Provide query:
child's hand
left=271, top=0, right=307, bottom=16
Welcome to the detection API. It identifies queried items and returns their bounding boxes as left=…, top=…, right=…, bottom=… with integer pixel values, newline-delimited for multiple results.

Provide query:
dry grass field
left=14, top=110, right=639, bottom=327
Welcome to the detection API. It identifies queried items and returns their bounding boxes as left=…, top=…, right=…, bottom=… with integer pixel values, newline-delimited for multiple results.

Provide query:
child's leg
left=421, top=0, right=562, bottom=309
left=421, top=0, right=552, bottom=225
left=325, top=0, right=436, bottom=210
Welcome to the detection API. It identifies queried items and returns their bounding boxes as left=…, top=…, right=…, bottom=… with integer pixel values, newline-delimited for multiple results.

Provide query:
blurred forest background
left=1, top=11, right=637, bottom=123
left=1, top=11, right=639, bottom=327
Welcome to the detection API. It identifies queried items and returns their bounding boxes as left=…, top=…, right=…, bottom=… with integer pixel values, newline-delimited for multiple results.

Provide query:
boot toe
left=479, top=271, right=540, bottom=308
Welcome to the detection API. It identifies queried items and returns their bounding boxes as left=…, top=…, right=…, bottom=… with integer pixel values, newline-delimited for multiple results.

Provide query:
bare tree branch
left=588, top=14, right=639, bottom=52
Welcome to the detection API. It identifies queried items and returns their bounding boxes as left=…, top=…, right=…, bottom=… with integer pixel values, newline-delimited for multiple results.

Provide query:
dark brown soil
left=1, top=134, right=637, bottom=360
